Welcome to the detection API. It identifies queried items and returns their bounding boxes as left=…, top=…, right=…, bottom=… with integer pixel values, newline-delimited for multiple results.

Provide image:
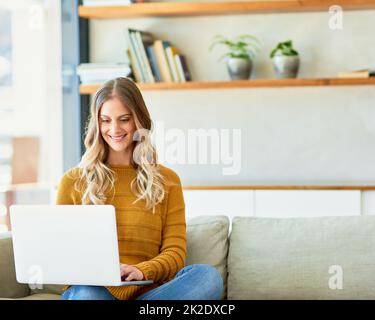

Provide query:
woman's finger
left=120, top=264, right=131, bottom=276
left=120, top=264, right=143, bottom=280
left=125, top=272, right=135, bottom=281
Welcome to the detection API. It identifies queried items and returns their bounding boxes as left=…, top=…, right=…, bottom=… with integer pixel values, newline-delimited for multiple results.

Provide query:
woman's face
left=99, top=96, right=137, bottom=153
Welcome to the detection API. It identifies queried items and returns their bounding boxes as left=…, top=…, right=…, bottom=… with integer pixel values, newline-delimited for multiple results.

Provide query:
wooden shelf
left=1, top=183, right=375, bottom=191
left=80, top=78, right=375, bottom=94
left=78, top=1, right=375, bottom=19
left=182, top=185, right=375, bottom=190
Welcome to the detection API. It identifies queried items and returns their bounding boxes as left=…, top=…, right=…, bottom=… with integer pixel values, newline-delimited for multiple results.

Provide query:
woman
left=58, top=77, right=223, bottom=300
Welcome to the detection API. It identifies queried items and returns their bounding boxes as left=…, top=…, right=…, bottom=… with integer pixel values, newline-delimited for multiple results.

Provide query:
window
left=0, top=8, right=12, bottom=87
left=0, top=0, right=62, bottom=233
left=0, top=8, right=13, bottom=188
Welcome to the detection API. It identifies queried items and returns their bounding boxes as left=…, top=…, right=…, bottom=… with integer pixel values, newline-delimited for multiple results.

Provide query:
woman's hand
left=120, top=264, right=144, bottom=281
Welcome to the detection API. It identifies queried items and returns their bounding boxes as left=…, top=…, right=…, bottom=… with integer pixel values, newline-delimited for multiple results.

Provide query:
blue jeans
left=61, top=264, right=223, bottom=300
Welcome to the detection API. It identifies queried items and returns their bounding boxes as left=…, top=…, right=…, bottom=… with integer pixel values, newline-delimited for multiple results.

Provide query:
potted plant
left=270, top=40, right=299, bottom=79
left=209, top=34, right=260, bottom=80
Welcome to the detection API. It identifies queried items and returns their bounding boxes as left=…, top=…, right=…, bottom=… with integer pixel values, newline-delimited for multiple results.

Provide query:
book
left=77, top=62, right=131, bottom=71
left=130, top=31, right=147, bottom=82
left=163, top=40, right=177, bottom=82
left=154, top=40, right=173, bottom=83
left=174, top=54, right=186, bottom=82
left=127, top=29, right=157, bottom=83
left=133, top=29, right=155, bottom=83
left=165, top=46, right=180, bottom=82
left=127, top=29, right=145, bottom=83
left=127, top=29, right=150, bottom=83
left=178, top=55, right=192, bottom=81
left=337, top=69, right=375, bottom=78
left=76, top=63, right=132, bottom=84
left=146, top=46, right=162, bottom=82
left=161, top=41, right=175, bottom=82
left=83, top=0, right=134, bottom=6
left=126, top=47, right=142, bottom=83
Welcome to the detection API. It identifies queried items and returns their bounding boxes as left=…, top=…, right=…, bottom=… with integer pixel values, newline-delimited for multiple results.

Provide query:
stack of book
left=76, top=63, right=132, bottom=84
left=82, top=0, right=144, bottom=6
left=337, top=69, right=375, bottom=78
left=126, top=28, right=192, bottom=84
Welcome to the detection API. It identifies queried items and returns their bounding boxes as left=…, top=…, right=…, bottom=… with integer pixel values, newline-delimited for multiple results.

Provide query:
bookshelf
left=78, top=1, right=375, bottom=93
left=80, top=77, right=375, bottom=94
left=69, top=1, right=375, bottom=185
left=182, top=184, right=375, bottom=190
left=78, top=1, right=375, bottom=19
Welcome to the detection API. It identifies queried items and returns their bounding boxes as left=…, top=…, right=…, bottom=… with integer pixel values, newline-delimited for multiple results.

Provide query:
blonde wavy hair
left=76, top=77, right=165, bottom=212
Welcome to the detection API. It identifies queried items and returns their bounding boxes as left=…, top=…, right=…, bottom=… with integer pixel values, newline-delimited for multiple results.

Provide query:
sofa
left=2, top=214, right=375, bottom=300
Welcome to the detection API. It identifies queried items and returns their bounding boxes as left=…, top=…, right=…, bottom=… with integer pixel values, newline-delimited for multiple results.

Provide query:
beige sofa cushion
left=186, top=215, right=229, bottom=299
left=30, top=285, right=64, bottom=296
left=228, top=216, right=375, bottom=300
left=1, top=215, right=231, bottom=299
left=18, top=293, right=61, bottom=300
left=0, top=233, right=63, bottom=297
left=0, top=234, right=30, bottom=298
left=0, top=293, right=61, bottom=300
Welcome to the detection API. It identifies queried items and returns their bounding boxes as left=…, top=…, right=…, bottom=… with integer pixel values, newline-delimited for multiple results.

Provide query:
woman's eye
left=100, top=118, right=129, bottom=123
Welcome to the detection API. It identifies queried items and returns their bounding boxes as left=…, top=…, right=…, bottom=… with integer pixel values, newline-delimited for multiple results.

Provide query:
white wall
left=89, top=9, right=375, bottom=185
left=184, top=189, right=370, bottom=220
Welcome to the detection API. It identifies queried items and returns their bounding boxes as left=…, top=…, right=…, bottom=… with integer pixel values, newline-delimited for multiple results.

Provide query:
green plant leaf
left=270, top=48, right=278, bottom=58
left=270, top=39, right=299, bottom=58
left=209, top=33, right=260, bottom=60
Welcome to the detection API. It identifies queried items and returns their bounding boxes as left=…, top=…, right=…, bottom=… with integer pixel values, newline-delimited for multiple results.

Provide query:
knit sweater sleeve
left=55, top=168, right=81, bottom=205
left=133, top=171, right=187, bottom=283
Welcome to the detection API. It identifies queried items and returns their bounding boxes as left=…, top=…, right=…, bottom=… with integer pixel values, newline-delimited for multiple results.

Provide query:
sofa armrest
left=0, top=233, right=30, bottom=298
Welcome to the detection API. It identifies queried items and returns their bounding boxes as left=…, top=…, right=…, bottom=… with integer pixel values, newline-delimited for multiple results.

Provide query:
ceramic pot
left=272, top=55, right=299, bottom=79
left=226, top=58, right=252, bottom=80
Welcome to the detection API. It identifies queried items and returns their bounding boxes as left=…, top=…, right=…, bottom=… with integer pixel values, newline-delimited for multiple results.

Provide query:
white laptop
left=9, top=205, right=153, bottom=287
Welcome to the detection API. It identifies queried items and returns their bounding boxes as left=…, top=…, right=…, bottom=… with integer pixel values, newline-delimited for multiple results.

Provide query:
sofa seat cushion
left=228, top=216, right=375, bottom=299
left=0, top=293, right=61, bottom=300
left=0, top=234, right=30, bottom=298
left=186, top=215, right=229, bottom=299
left=0, top=216, right=231, bottom=300
left=30, top=285, right=65, bottom=296
left=19, top=293, right=61, bottom=300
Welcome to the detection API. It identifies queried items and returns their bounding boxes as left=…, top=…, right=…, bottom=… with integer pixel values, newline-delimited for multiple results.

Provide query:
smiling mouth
left=109, top=134, right=127, bottom=142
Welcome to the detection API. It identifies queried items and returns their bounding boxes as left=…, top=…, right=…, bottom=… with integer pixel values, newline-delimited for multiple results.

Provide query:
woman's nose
left=110, top=121, right=122, bottom=133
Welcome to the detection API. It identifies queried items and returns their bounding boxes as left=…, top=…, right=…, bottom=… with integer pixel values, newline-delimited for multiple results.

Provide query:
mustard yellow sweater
left=56, top=164, right=187, bottom=300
